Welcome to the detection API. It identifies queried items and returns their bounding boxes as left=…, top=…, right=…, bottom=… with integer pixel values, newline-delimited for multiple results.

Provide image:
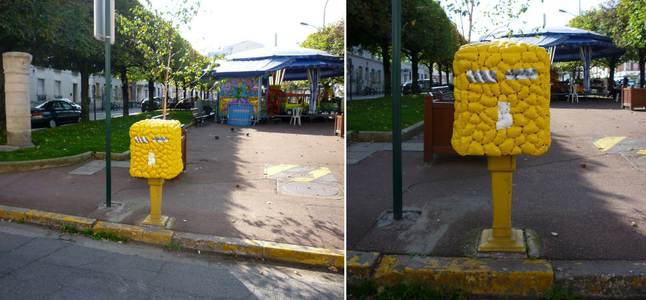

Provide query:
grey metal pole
left=104, top=0, right=112, bottom=207
left=391, top=0, right=402, bottom=220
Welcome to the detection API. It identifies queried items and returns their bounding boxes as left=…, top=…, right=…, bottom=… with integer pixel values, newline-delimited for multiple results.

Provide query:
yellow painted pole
left=142, top=178, right=169, bottom=227
left=478, top=155, right=526, bottom=252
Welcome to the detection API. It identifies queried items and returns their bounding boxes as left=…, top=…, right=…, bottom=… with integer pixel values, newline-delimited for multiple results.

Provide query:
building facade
left=347, top=47, right=449, bottom=96
left=29, top=65, right=177, bottom=110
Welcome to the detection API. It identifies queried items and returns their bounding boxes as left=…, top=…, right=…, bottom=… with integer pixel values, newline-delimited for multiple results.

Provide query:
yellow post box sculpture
left=451, top=41, right=551, bottom=252
left=129, top=119, right=183, bottom=226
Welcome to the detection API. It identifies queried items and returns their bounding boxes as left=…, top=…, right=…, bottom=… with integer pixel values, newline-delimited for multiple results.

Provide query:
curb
left=348, top=251, right=646, bottom=298
left=93, top=150, right=130, bottom=161
left=348, top=120, right=424, bottom=143
left=0, top=149, right=130, bottom=174
left=0, top=204, right=343, bottom=271
left=0, top=151, right=93, bottom=174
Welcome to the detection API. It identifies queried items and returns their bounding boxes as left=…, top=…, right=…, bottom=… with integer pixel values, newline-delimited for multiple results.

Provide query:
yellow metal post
left=142, top=178, right=170, bottom=227
left=478, top=155, right=526, bottom=252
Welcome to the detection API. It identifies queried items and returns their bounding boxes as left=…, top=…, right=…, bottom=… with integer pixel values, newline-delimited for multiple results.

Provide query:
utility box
left=451, top=41, right=551, bottom=157
left=129, top=119, right=183, bottom=180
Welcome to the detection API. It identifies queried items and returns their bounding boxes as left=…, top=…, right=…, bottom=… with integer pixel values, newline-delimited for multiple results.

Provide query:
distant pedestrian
left=622, top=76, right=629, bottom=88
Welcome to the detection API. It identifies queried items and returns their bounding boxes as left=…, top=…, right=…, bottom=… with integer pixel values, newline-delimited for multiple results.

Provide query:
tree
left=301, top=20, right=345, bottom=93
left=0, top=0, right=64, bottom=140
left=301, top=20, right=345, bottom=56
left=123, top=0, right=201, bottom=118
left=114, top=0, right=146, bottom=117
left=617, top=0, right=646, bottom=86
left=569, top=1, right=626, bottom=91
left=47, top=0, right=103, bottom=122
left=441, top=0, right=531, bottom=42
left=348, top=0, right=392, bottom=93
left=402, top=0, right=454, bottom=93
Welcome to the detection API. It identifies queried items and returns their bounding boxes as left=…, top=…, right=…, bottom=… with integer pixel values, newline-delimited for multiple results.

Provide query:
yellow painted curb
left=173, top=232, right=265, bottom=258
left=93, top=221, right=173, bottom=245
left=0, top=204, right=29, bottom=222
left=0, top=204, right=341, bottom=270
left=374, top=255, right=554, bottom=297
left=347, top=251, right=381, bottom=278
left=261, top=241, right=344, bottom=269
left=25, top=210, right=96, bottom=230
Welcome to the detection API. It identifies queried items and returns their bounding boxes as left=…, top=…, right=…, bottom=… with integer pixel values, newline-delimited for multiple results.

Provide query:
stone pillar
left=3, top=52, right=33, bottom=147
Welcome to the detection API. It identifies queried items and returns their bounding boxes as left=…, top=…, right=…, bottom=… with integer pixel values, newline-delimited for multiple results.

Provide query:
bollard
left=451, top=41, right=551, bottom=253
left=130, top=119, right=183, bottom=227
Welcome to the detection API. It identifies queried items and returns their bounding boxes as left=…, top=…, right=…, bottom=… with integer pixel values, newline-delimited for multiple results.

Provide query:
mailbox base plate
left=477, top=228, right=526, bottom=253
left=142, top=214, right=171, bottom=227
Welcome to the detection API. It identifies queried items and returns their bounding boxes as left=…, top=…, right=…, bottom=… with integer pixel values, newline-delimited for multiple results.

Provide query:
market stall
left=209, top=47, right=343, bottom=124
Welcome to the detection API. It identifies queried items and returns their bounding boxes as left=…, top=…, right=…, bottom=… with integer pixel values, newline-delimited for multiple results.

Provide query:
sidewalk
left=0, top=121, right=344, bottom=250
left=348, top=100, right=646, bottom=260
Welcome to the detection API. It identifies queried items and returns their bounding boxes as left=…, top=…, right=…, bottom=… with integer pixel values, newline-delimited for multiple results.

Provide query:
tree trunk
left=438, top=63, right=443, bottom=85
left=0, top=48, right=6, bottom=142
left=411, top=52, right=419, bottom=94
left=445, top=64, right=450, bottom=86
left=183, top=81, right=187, bottom=99
left=80, top=65, right=90, bottom=122
left=148, top=79, right=154, bottom=102
left=380, top=43, right=391, bottom=94
left=425, top=63, right=433, bottom=87
left=639, top=48, right=646, bottom=88
left=174, top=81, right=179, bottom=101
left=120, top=66, right=129, bottom=117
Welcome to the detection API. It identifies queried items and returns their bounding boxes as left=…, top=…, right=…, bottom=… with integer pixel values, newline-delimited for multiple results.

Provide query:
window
left=37, top=79, right=45, bottom=101
left=55, top=80, right=61, bottom=98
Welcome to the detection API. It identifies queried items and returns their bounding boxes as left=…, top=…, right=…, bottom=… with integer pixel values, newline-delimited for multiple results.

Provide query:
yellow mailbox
left=130, top=119, right=183, bottom=226
left=451, top=41, right=551, bottom=253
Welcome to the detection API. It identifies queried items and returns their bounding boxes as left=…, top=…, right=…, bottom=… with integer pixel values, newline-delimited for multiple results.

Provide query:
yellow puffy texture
left=451, top=41, right=551, bottom=157
left=129, top=119, right=183, bottom=179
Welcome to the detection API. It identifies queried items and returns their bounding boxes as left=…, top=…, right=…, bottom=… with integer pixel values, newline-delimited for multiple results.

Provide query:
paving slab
left=348, top=100, right=646, bottom=260
left=0, top=121, right=343, bottom=249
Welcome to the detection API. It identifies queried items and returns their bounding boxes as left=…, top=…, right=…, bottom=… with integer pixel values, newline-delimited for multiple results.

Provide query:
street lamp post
left=323, top=0, right=330, bottom=27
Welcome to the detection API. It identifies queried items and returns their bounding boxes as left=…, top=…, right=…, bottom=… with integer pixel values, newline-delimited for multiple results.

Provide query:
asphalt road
left=0, top=221, right=343, bottom=299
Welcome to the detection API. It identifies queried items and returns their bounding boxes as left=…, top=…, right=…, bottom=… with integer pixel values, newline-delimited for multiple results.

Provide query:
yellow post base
left=141, top=178, right=169, bottom=227
left=478, top=156, right=526, bottom=253
left=142, top=214, right=171, bottom=227
left=478, top=228, right=526, bottom=252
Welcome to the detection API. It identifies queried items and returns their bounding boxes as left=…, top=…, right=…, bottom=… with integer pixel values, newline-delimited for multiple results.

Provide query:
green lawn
left=347, top=95, right=425, bottom=131
left=0, top=110, right=192, bottom=161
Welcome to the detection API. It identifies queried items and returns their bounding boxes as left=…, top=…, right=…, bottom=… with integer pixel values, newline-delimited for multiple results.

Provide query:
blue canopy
left=210, top=47, right=343, bottom=80
left=490, top=26, right=624, bottom=91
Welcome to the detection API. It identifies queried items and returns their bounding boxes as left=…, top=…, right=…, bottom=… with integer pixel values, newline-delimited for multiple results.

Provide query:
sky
left=444, top=0, right=607, bottom=41
left=148, top=0, right=345, bottom=55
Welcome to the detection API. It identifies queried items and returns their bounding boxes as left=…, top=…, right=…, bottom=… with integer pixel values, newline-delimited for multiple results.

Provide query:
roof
left=489, top=26, right=624, bottom=62
left=210, top=47, right=343, bottom=80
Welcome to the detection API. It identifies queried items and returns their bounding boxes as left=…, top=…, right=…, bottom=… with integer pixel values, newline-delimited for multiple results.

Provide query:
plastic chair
left=290, top=107, right=302, bottom=126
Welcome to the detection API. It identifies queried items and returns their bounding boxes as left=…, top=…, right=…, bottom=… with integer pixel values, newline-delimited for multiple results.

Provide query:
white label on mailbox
left=496, top=101, right=513, bottom=130
left=148, top=151, right=155, bottom=166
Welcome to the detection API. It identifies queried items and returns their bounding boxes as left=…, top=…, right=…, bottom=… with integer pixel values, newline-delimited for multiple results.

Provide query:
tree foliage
left=0, top=0, right=210, bottom=141
left=301, top=20, right=344, bottom=57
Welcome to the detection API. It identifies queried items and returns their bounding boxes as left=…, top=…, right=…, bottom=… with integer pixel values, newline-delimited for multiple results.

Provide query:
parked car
left=402, top=79, right=434, bottom=95
left=56, top=98, right=81, bottom=110
left=31, top=99, right=81, bottom=128
left=173, top=98, right=195, bottom=110
left=140, top=97, right=162, bottom=112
